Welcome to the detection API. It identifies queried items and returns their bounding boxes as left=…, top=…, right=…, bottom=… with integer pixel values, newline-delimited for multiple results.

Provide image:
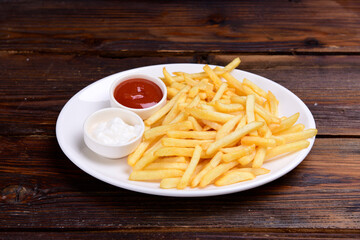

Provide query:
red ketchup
left=114, top=78, right=163, bottom=109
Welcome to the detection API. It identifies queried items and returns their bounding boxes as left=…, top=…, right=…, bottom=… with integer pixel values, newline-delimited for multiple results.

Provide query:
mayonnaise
left=92, top=117, right=142, bottom=145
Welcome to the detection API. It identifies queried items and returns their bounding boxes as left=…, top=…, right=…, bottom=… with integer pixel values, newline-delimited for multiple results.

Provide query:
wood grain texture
left=0, top=137, right=359, bottom=229
left=1, top=0, right=359, bottom=237
left=1, top=231, right=359, bottom=240
left=1, top=0, right=360, bottom=54
left=1, top=53, right=359, bottom=136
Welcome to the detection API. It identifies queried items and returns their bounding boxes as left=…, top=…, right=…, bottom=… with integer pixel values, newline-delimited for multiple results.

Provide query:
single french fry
left=252, top=146, right=266, bottom=168
left=266, top=140, right=310, bottom=160
left=214, top=101, right=244, bottom=113
left=188, top=95, right=201, bottom=108
left=217, top=98, right=232, bottom=104
left=242, top=85, right=264, bottom=105
left=154, top=156, right=187, bottom=163
left=129, top=169, right=184, bottom=181
left=155, top=147, right=194, bottom=157
left=246, top=94, right=257, bottom=136
left=167, top=87, right=178, bottom=99
left=201, top=119, right=222, bottom=130
left=199, top=103, right=216, bottom=111
left=144, top=121, right=193, bottom=140
left=223, top=57, right=241, bottom=72
left=241, top=136, right=277, bottom=148
left=221, top=145, right=245, bottom=153
left=206, top=121, right=264, bottom=155
left=264, top=101, right=270, bottom=113
left=222, top=144, right=255, bottom=163
left=271, top=136, right=286, bottom=146
left=243, top=78, right=268, bottom=98
left=234, top=167, right=270, bottom=176
left=188, top=85, right=199, bottom=98
left=167, top=130, right=217, bottom=140
left=221, top=72, right=246, bottom=95
left=254, top=104, right=280, bottom=125
left=171, top=81, right=186, bottom=90
left=270, top=112, right=300, bottom=134
left=133, top=139, right=163, bottom=170
left=253, top=123, right=273, bottom=167
left=161, top=138, right=213, bottom=148
left=191, top=151, right=222, bottom=188
left=216, top=114, right=242, bottom=140
left=215, top=171, right=255, bottom=186
left=162, top=67, right=175, bottom=86
left=183, top=73, right=198, bottom=86
left=155, top=147, right=211, bottom=159
left=230, top=95, right=247, bottom=105
left=246, top=94, right=255, bottom=122
left=234, top=115, right=247, bottom=131
left=145, top=85, right=190, bottom=125
left=203, top=65, right=223, bottom=90
left=127, top=141, right=150, bottom=166
left=278, top=129, right=318, bottom=143
left=200, top=161, right=238, bottom=187
left=145, top=162, right=188, bottom=170
left=238, top=151, right=256, bottom=166
left=198, top=79, right=214, bottom=93
left=160, top=177, right=181, bottom=189
left=177, top=145, right=202, bottom=189
left=162, top=92, right=187, bottom=125
left=254, top=112, right=269, bottom=137
left=170, top=112, right=188, bottom=124
left=267, top=91, right=279, bottom=117
left=211, top=82, right=228, bottom=102
left=190, top=161, right=206, bottom=184
left=274, top=123, right=305, bottom=135
left=188, top=116, right=203, bottom=131
left=185, top=107, right=234, bottom=123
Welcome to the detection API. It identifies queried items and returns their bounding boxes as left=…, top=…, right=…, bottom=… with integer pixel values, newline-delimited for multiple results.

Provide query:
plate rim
left=56, top=63, right=316, bottom=197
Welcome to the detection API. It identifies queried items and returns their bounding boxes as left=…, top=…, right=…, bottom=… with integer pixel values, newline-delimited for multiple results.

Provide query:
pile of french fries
left=127, top=58, right=317, bottom=189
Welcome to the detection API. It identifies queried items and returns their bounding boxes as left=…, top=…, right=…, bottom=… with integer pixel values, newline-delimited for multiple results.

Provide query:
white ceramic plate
left=56, top=64, right=316, bottom=197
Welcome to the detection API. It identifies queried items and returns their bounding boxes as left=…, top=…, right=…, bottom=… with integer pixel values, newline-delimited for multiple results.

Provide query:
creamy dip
left=92, top=117, right=142, bottom=145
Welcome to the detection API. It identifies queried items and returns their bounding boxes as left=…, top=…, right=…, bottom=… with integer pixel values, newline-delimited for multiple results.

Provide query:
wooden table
left=1, top=1, right=359, bottom=239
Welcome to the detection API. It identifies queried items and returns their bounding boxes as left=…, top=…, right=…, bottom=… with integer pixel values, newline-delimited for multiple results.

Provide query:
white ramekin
left=109, top=73, right=167, bottom=120
left=83, top=107, right=145, bottom=159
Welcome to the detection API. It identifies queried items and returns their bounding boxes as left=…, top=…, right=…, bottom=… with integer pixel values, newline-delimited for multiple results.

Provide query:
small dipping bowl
left=83, top=108, right=145, bottom=159
left=109, top=73, right=167, bottom=120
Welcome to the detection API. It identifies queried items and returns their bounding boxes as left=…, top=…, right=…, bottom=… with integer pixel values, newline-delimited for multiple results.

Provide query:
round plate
left=56, top=64, right=316, bottom=197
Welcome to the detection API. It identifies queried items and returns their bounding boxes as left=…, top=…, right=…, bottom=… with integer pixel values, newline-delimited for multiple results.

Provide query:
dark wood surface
left=1, top=1, right=359, bottom=239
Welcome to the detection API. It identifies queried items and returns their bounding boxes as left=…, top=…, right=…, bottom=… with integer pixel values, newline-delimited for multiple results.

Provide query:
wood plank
left=1, top=0, right=360, bottom=53
left=1, top=231, right=359, bottom=239
left=0, top=137, right=359, bottom=229
left=1, top=53, right=359, bottom=136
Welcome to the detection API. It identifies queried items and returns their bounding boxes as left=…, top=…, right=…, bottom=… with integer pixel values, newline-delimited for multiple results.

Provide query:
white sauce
left=92, top=117, right=141, bottom=145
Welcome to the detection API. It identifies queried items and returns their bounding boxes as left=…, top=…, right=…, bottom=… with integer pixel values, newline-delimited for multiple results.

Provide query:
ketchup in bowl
left=114, top=78, right=163, bottom=109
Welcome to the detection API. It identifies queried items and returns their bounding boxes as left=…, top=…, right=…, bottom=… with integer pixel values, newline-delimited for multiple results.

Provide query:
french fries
left=177, top=145, right=202, bottom=189
left=215, top=170, right=255, bottom=186
left=127, top=57, right=317, bottom=190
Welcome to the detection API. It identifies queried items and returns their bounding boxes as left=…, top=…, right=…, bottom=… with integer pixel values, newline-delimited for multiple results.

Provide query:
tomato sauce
left=114, top=78, right=163, bottom=109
